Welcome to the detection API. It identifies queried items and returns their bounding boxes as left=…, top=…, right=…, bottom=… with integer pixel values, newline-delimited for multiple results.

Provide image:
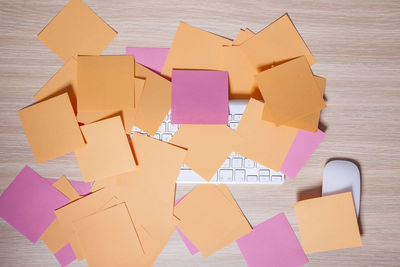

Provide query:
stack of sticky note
left=0, top=166, right=92, bottom=266
left=155, top=14, right=327, bottom=180
left=0, top=0, right=362, bottom=266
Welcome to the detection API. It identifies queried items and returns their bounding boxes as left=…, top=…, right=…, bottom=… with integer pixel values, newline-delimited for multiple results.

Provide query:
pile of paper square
left=0, top=0, right=362, bottom=266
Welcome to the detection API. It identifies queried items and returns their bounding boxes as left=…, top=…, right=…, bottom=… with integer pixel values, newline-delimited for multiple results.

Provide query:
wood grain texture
left=1, top=0, right=399, bottom=266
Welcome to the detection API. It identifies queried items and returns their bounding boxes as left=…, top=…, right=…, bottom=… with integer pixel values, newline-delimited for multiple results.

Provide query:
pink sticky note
left=236, top=213, right=308, bottom=267
left=176, top=228, right=199, bottom=255
left=171, top=70, right=229, bottom=124
left=45, top=178, right=92, bottom=196
left=126, top=47, right=169, bottom=74
left=175, top=194, right=199, bottom=255
left=0, top=166, right=69, bottom=243
left=54, top=244, right=76, bottom=267
left=280, top=129, right=326, bottom=178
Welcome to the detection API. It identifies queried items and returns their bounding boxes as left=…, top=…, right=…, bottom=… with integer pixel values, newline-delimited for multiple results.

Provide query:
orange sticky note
left=174, top=184, right=251, bottom=257
left=220, top=45, right=261, bottom=100
left=216, top=184, right=243, bottom=214
left=77, top=109, right=135, bottom=134
left=41, top=219, right=68, bottom=254
left=235, top=98, right=298, bottom=171
left=215, top=186, right=252, bottom=251
left=170, top=125, right=239, bottom=181
left=256, top=56, right=326, bottom=126
left=73, top=203, right=147, bottom=267
left=161, top=22, right=232, bottom=78
left=117, top=133, right=186, bottom=242
left=76, top=75, right=145, bottom=133
left=134, top=76, right=146, bottom=108
left=34, top=57, right=78, bottom=113
left=120, top=109, right=135, bottom=135
left=18, top=93, right=85, bottom=163
left=262, top=76, right=326, bottom=132
left=52, top=176, right=81, bottom=201
left=232, top=28, right=255, bottom=45
left=133, top=63, right=171, bottom=135
left=77, top=109, right=125, bottom=125
left=77, top=55, right=135, bottom=112
left=41, top=176, right=82, bottom=253
left=294, top=192, right=362, bottom=253
left=75, top=116, right=136, bottom=181
left=220, top=28, right=261, bottom=99
left=37, top=0, right=117, bottom=62
left=98, top=133, right=186, bottom=265
left=175, top=185, right=250, bottom=253
left=115, top=133, right=186, bottom=204
left=283, top=76, right=326, bottom=131
left=55, top=188, right=115, bottom=261
left=240, top=14, right=315, bottom=69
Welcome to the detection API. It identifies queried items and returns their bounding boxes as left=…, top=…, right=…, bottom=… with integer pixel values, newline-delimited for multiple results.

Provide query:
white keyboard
left=131, top=100, right=285, bottom=184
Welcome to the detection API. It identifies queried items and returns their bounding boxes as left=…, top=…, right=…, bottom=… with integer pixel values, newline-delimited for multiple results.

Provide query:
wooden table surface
left=1, top=0, right=399, bottom=266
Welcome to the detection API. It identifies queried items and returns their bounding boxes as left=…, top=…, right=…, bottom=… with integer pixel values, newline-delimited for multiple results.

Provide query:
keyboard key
left=161, top=133, right=172, bottom=142
left=154, top=133, right=160, bottom=140
left=259, top=169, right=270, bottom=176
left=229, top=122, right=238, bottom=130
left=259, top=175, right=270, bottom=182
left=219, top=169, right=233, bottom=182
left=271, top=175, right=283, bottom=183
left=222, top=159, right=230, bottom=168
left=270, top=169, right=282, bottom=176
left=232, top=158, right=243, bottom=168
left=244, top=158, right=256, bottom=168
left=178, top=169, right=205, bottom=183
left=157, top=122, right=166, bottom=132
left=168, top=123, right=179, bottom=132
left=228, top=115, right=232, bottom=121
left=247, top=175, right=258, bottom=182
left=233, top=152, right=241, bottom=157
left=164, top=122, right=170, bottom=132
left=234, top=170, right=245, bottom=182
left=233, top=114, right=242, bottom=121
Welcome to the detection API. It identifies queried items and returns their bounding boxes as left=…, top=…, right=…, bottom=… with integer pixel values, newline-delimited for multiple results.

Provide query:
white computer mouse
left=322, top=160, right=361, bottom=217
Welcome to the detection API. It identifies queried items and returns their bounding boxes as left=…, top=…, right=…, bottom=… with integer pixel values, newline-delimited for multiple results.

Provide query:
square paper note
left=256, top=56, right=326, bottom=126
left=176, top=185, right=245, bottom=255
left=18, top=93, right=85, bottom=163
left=132, top=63, right=171, bottom=135
left=170, top=125, right=239, bottom=181
left=55, top=188, right=115, bottom=260
left=174, top=184, right=251, bottom=257
left=237, top=213, right=308, bottom=267
left=235, top=98, right=298, bottom=171
left=54, top=244, right=76, bottom=267
left=162, top=22, right=231, bottom=78
left=73, top=203, right=146, bottom=266
left=75, top=116, right=136, bottom=181
left=77, top=55, right=135, bottom=112
left=294, top=192, right=362, bottom=253
left=0, top=166, right=69, bottom=243
left=240, top=14, right=315, bottom=68
left=37, top=0, right=117, bottom=62
left=171, top=70, right=228, bottom=124
left=126, top=47, right=169, bottom=74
